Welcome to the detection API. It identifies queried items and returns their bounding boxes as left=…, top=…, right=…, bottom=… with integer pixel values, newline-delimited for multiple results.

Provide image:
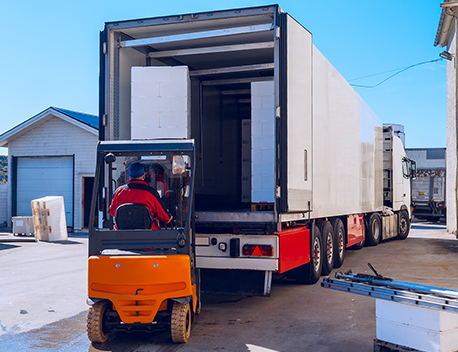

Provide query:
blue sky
left=0, top=0, right=446, bottom=154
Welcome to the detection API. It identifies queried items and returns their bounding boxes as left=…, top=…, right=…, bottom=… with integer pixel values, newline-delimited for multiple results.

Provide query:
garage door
left=16, top=157, right=73, bottom=227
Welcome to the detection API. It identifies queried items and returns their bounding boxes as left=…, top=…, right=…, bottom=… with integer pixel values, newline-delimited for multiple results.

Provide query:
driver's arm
left=149, top=194, right=172, bottom=224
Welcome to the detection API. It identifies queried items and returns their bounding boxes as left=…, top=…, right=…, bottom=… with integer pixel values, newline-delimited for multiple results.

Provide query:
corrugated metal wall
left=0, top=182, right=7, bottom=225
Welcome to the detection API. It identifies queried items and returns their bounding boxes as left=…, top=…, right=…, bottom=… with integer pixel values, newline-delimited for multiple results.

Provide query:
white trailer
left=97, top=5, right=415, bottom=295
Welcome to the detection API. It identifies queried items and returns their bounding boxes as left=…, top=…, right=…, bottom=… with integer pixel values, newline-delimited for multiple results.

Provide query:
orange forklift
left=86, top=139, right=199, bottom=343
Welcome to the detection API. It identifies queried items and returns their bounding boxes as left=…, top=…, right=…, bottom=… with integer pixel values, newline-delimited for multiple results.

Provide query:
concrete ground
left=0, top=220, right=456, bottom=352
left=0, top=231, right=88, bottom=335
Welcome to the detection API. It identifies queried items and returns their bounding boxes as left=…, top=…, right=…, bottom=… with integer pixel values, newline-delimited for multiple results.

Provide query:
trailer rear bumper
left=196, top=256, right=277, bottom=271
left=196, top=226, right=311, bottom=273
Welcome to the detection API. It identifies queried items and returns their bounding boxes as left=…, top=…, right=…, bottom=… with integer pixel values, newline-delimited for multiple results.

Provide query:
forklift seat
left=114, top=203, right=154, bottom=230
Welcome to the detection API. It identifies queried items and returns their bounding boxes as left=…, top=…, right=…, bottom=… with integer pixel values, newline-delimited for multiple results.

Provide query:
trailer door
left=279, top=14, right=313, bottom=212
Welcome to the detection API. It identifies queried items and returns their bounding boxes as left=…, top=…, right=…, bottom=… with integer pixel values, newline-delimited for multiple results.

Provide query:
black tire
left=87, top=300, right=110, bottom=343
left=293, top=224, right=322, bottom=284
left=331, top=218, right=345, bottom=268
left=366, top=213, right=381, bottom=246
left=171, top=302, right=192, bottom=343
left=397, top=210, right=410, bottom=240
left=320, top=221, right=335, bottom=276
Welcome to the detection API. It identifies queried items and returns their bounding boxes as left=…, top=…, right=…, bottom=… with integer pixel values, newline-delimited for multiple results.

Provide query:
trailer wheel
left=332, top=218, right=345, bottom=268
left=289, top=225, right=322, bottom=284
left=171, top=302, right=191, bottom=343
left=396, top=210, right=410, bottom=240
left=366, top=213, right=381, bottom=246
left=320, top=221, right=335, bottom=275
left=294, top=224, right=322, bottom=284
left=87, top=300, right=110, bottom=343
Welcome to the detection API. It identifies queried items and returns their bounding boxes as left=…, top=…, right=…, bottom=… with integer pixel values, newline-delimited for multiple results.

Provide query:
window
left=426, top=149, right=445, bottom=160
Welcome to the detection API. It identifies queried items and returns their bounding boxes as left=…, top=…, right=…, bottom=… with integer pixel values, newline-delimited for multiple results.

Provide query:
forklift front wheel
left=171, top=302, right=191, bottom=343
left=87, top=300, right=110, bottom=343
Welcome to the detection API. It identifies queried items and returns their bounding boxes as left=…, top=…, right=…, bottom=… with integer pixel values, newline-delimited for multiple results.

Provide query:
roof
left=435, top=0, right=456, bottom=47
left=0, top=107, right=98, bottom=148
left=52, top=107, right=98, bottom=129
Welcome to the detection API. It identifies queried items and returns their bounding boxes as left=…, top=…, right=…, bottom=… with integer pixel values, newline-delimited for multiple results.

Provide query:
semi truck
left=90, top=5, right=416, bottom=301
left=406, top=148, right=446, bottom=222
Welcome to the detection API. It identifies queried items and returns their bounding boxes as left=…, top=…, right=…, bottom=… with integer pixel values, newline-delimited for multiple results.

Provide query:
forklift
left=86, top=139, right=199, bottom=343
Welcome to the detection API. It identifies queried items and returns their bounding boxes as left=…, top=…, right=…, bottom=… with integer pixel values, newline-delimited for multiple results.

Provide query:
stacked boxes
left=251, top=81, right=275, bottom=203
left=241, top=119, right=251, bottom=203
left=131, top=66, right=191, bottom=139
left=31, top=196, right=68, bottom=241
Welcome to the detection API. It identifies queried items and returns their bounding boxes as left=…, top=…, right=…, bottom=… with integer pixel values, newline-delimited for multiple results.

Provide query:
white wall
left=7, top=116, right=97, bottom=230
left=446, top=27, right=457, bottom=236
left=405, top=149, right=446, bottom=170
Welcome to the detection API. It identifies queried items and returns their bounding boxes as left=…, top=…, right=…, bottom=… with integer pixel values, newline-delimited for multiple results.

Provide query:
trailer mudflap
left=277, top=226, right=310, bottom=273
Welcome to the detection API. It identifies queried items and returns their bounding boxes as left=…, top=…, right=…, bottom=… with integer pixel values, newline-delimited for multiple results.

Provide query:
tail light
left=438, top=203, right=445, bottom=208
left=242, top=244, right=273, bottom=257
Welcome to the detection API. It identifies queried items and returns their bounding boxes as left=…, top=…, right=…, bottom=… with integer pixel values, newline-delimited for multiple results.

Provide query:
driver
left=110, top=162, right=171, bottom=229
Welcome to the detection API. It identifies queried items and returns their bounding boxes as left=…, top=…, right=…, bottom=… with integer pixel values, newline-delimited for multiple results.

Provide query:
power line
left=350, top=58, right=443, bottom=89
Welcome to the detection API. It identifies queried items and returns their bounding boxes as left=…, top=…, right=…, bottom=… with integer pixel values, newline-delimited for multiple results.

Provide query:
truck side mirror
left=410, top=160, right=417, bottom=180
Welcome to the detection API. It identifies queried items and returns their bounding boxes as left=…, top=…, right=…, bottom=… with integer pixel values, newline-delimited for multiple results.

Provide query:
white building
left=0, top=107, right=98, bottom=230
left=406, top=148, right=446, bottom=170
left=435, top=1, right=458, bottom=236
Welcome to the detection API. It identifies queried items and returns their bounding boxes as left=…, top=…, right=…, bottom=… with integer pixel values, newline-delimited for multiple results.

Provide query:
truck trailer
left=406, top=148, right=446, bottom=222
left=90, top=5, right=416, bottom=299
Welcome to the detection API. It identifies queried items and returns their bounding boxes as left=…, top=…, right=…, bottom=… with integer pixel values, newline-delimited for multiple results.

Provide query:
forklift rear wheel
left=171, top=302, right=191, bottom=343
left=87, top=300, right=110, bottom=343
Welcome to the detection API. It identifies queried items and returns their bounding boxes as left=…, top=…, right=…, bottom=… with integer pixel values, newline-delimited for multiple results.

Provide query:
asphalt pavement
left=0, top=220, right=457, bottom=352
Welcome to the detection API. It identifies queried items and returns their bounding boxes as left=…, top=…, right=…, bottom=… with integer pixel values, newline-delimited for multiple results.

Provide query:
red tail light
left=242, top=244, right=273, bottom=257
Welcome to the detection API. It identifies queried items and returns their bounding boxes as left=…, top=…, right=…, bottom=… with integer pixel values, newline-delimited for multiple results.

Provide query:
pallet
left=251, top=203, right=274, bottom=211
left=374, top=339, right=423, bottom=352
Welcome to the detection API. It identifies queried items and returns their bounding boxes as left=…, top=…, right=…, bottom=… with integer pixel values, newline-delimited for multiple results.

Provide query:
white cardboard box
left=131, top=66, right=191, bottom=140
left=31, top=196, right=68, bottom=242
left=376, top=299, right=458, bottom=352
left=251, top=81, right=275, bottom=203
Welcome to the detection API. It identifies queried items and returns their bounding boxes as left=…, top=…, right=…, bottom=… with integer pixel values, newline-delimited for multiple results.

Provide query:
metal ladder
left=321, top=263, right=458, bottom=313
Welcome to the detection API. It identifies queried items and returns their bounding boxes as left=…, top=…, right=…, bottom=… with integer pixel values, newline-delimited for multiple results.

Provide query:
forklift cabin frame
left=88, top=139, right=196, bottom=259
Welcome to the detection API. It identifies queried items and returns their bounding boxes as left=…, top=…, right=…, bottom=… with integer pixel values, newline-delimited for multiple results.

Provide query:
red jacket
left=110, top=180, right=170, bottom=229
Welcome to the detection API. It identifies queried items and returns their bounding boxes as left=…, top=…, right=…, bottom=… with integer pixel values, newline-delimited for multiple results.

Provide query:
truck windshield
left=109, top=153, right=192, bottom=229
